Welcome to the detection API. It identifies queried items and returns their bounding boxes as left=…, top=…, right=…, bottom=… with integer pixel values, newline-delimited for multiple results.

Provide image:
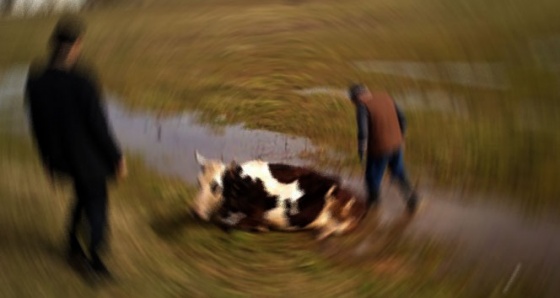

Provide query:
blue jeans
left=365, top=148, right=412, bottom=202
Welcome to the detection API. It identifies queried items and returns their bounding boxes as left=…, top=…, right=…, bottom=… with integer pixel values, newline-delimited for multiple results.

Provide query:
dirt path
left=2, top=65, right=560, bottom=296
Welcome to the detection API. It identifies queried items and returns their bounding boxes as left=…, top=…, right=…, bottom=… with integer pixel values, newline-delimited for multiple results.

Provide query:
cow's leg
left=216, top=221, right=234, bottom=233
left=255, top=225, right=270, bottom=233
left=235, top=216, right=269, bottom=233
left=316, top=222, right=338, bottom=241
left=334, top=220, right=355, bottom=236
left=216, top=211, right=246, bottom=232
left=215, top=215, right=233, bottom=233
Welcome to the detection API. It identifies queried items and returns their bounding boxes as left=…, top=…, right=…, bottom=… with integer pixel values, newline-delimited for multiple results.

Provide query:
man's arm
left=81, top=74, right=123, bottom=173
left=25, top=74, right=57, bottom=182
left=24, top=80, right=45, bottom=160
left=395, top=102, right=407, bottom=136
left=356, top=103, right=368, bottom=162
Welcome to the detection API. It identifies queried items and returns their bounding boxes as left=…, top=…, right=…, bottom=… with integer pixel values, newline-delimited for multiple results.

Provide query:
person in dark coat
left=348, top=83, right=418, bottom=213
left=24, top=15, right=127, bottom=280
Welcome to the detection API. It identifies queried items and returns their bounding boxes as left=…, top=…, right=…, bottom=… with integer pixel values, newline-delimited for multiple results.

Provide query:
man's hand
left=44, top=166, right=60, bottom=194
left=117, top=156, right=128, bottom=180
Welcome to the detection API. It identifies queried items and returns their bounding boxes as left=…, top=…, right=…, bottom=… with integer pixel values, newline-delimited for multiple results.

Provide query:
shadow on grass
left=148, top=208, right=216, bottom=240
left=317, top=209, right=417, bottom=266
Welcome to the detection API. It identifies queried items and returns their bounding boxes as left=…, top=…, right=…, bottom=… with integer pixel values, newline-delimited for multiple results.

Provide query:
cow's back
left=268, top=163, right=343, bottom=228
left=221, top=162, right=277, bottom=216
left=220, top=161, right=362, bottom=234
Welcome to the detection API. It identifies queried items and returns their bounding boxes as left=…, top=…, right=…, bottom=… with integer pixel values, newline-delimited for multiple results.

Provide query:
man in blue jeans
left=349, top=84, right=418, bottom=213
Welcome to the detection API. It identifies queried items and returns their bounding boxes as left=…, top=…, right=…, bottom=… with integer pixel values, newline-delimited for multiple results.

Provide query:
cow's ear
left=195, top=150, right=207, bottom=167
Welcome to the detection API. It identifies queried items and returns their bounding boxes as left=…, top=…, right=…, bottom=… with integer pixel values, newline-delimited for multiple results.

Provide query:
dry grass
left=0, top=1, right=559, bottom=293
left=0, top=129, right=447, bottom=297
left=1, top=125, right=549, bottom=297
left=53, top=0, right=560, bottom=215
left=1, top=65, right=555, bottom=298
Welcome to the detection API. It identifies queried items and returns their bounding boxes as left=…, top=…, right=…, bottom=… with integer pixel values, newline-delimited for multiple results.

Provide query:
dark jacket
left=356, top=92, right=406, bottom=159
left=25, top=62, right=122, bottom=183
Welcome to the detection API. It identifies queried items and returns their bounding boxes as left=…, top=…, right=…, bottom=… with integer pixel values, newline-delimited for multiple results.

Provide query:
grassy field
left=2, top=0, right=559, bottom=216
left=0, top=97, right=548, bottom=297
left=2, top=0, right=560, bottom=294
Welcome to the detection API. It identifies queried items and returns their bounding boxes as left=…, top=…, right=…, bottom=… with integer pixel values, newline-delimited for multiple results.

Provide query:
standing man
left=348, top=84, right=418, bottom=213
left=25, top=15, right=127, bottom=280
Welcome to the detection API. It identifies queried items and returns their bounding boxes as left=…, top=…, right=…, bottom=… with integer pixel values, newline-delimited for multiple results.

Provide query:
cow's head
left=192, top=150, right=227, bottom=221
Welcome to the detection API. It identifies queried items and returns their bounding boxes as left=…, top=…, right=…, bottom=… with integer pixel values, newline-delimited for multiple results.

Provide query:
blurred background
left=0, top=0, right=559, bottom=297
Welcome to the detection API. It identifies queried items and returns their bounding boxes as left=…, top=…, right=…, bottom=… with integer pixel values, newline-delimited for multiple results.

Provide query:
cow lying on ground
left=192, top=151, right=368, bottom=240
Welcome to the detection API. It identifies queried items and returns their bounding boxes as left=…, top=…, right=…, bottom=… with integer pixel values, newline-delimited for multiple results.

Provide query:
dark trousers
left=67, top=176, right=108, bottom=262
left=365, top=147, right=413, bottom=203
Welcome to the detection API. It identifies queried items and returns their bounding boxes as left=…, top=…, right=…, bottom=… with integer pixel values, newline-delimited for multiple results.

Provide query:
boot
left=66, top=246, right=90, bottom=274
left=66, top=233, right=90, bottom=269
left=89, top=253, right=114, bottom=282
left=396, top=179, right=418, bottom=213
left=367, top=191, right=380, bottom=209
left=406, top=191, right=419, bottom=214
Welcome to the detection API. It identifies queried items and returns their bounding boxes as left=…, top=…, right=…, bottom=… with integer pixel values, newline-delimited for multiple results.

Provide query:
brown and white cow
left=192, top=150, right=368, bottom=240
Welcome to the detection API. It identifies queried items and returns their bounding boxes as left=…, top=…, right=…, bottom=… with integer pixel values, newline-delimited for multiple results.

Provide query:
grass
left=1, top=103, right=551, bottom=297
left=0, top=86, right=550, bottom=297
left=0, top=1, right=559, bottom=294
left=1, top=0, right=559, bottom=216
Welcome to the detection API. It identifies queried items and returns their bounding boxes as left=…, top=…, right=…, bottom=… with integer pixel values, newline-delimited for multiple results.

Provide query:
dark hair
left=50, top=15, right=85, bottom=45
left=48, top=15, right=85, bottom=64
left=348, top=83, right=366, bottom=102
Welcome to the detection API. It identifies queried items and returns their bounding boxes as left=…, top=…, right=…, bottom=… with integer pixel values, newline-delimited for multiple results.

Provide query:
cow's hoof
left=217, top=224, right=233, bottom=233
left=190, top=209, right=202, bottom=221
left=316, top=234, right=331, bottom=242
left=316, top=230, right=334, bottom=242
left=254, top=226, right=269, bottom=233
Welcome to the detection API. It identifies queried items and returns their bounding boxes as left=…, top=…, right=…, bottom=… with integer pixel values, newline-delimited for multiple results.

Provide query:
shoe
left=406, top=192, right=419, bottom=214
left=367, top=192, right=380, bottom=209
left=368, top=199, right=379, bottom=210
left=91, top=254, right=115, bottom=279
left=66, top=245, right=89, bottom=272
left=78, top=258, right=115, bottom=287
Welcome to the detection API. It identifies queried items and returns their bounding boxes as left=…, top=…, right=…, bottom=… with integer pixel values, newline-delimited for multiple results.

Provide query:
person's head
left=348, top=83, right=371, bottom=105
left=49, top=15, right=85, bottom=68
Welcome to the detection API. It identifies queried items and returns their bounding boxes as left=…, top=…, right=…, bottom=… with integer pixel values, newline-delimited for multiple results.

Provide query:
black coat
left=25, top=62, right=122, bottom=183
